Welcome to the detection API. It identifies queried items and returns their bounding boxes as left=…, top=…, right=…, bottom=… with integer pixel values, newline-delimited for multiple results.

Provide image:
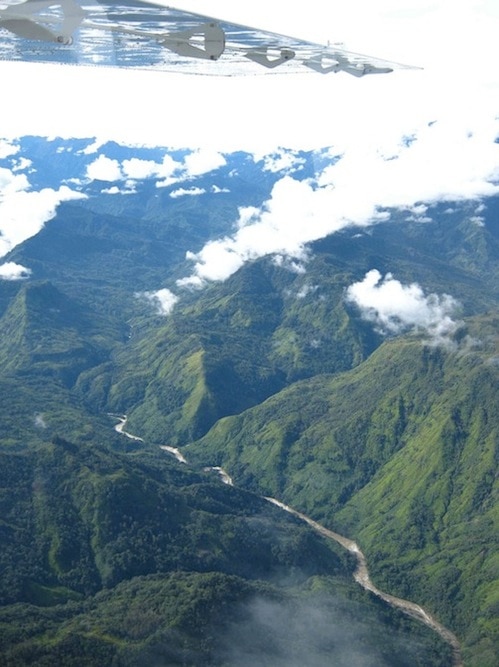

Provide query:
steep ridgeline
left=0, top=437, right=452, bottom=666
left=82, top=197, right=499, bottom=445
left=189, top=315, right=499, bottom=667
left=94, top=258, right=378, bottom=444
left=3, top=140, right=499, bottom=452
left=0, top=280, right=126, bottom=449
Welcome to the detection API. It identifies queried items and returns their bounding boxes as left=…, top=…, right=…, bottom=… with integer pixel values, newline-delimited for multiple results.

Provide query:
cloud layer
left=84, top=148, right=227, bottom=194
left=176, top=117, right=499, bottom=288
left=0, top=144, right=232, bottom=258
left=1, top=2, right=498, bottom=302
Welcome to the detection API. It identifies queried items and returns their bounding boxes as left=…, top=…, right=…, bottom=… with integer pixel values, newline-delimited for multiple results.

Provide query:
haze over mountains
left=0, top=136, right=498, bottom=666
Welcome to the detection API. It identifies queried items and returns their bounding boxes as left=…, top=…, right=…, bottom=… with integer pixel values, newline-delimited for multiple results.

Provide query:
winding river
left=264, top=497, right=462, bottom=666
left=110, top=414, right=144, bottom=442
left=112, top=415, right=463, bottom=666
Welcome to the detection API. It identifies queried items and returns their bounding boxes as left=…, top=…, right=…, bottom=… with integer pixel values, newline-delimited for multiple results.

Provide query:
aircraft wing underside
left=0, top=0, right=418, bottom=76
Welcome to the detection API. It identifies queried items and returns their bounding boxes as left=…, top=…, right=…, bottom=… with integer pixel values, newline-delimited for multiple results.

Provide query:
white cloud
left=469, top=203, right=487, bottom=226
left=177, top=115, right=499, bottom=287
left=176, top=275, right=205, bottom=290
left=80, top=139, right=106, bottom=155
left=119, top=158, right=154, bottom=180
left=0, top=262, right=31, bottom=280
left=63, top=177, right=85, bottom=187
left=138, top=288, right=179, bottom=315
left=83, top=149, right=225, bottom=191
left=100, top=186, right=121, bottom=195
left=345, top=269, right=461, bottom=343
left=260, top=150, right=306, bottom=174
left=12, top=157, right=32, bottom=172
left=318, top=118, right=499, bottom=207
left=470, top=216, right=485, bottom=227
left=273, top=254, right=307, bottom=274
left=123, top=180, right=138, bottom=194
left=0, top=167, right=29, bottom=195
left=121, top=154, right=180, bottom=179
left=0, top=1, right=498, bottom=157
left=0, top=1, right=498, bottom=289
left=170, top=186, right=206, bottom=198
left=296, top=284, right=318, bottom=299
left=0, top=139, right=19, bottom=159
left=179, top=240, right=245, bottom=284
left=181, top=176, right=337, bottom=283
left=183, top=150, right=226, bottom=176
left=86, top=155, right=123, bottom=181
left=101, top=182, right=136, bottom=195
left=156, top=177, right=180, bottom=189
left=34, top=413, right=47, bottom=429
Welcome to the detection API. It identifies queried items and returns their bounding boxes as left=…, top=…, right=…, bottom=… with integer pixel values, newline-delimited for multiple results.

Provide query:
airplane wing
left=0, top=0, right=419, bottom=76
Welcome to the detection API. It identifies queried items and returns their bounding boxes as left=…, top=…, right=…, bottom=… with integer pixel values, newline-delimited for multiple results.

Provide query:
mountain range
left=0, top=136, right=497, bottom=666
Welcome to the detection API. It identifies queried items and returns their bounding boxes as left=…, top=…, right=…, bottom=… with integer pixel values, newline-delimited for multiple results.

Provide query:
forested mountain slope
left=0, top=138, right=498, bottom=665
left=189, top=315, right=499, bottom=666
left=80, top=198, right=499, bottom=446
left=0, top=434, right=452, bottom=666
